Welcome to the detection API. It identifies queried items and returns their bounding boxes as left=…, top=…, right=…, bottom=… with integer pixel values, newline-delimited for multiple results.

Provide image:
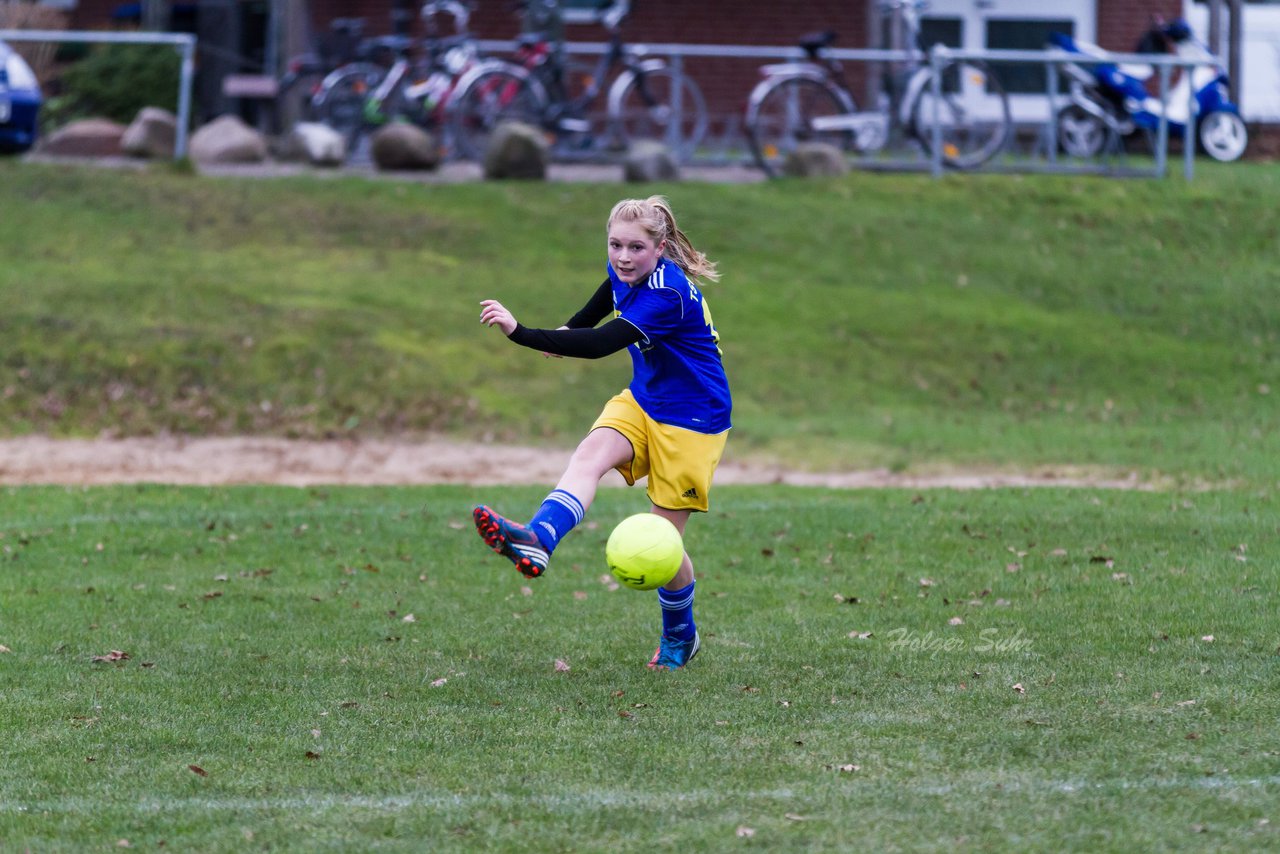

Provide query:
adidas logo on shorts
left=681, top=487, right=699, bottom=499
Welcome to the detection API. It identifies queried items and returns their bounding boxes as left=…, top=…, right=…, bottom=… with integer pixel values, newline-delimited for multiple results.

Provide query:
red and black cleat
left=473, top=505, right=549, bottom=578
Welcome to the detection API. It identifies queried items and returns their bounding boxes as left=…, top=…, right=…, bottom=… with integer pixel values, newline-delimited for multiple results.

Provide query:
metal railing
left=479, top=38, right=1211, bottom=179
left=0, top=30, right=1213, bottom=176
left=0, top=28, right=196, bottom=159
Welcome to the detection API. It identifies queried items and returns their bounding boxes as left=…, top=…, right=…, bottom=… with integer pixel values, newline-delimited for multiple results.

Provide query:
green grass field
left=0, top=161, right=1277, bottom=850
left=2, top=484, right=1276, bottom=850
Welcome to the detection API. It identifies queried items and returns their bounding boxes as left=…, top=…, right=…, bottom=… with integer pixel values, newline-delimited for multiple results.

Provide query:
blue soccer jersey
left=608, top=257, right=732, bottom=434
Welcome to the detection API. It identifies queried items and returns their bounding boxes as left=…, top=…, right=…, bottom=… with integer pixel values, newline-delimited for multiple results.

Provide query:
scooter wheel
left=1056, top=105, right=1112, bottom=159
left=1198, top=110, right=1248, bottom=162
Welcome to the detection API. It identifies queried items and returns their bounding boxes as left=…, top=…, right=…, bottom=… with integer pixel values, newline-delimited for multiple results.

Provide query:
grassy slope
left=0, top=161, right=1276, bottom=482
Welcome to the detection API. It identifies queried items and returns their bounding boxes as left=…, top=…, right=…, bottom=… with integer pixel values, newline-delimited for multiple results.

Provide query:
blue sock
left=658, top=580, right=696, bottom=642
left=528, top=489, right=585, bottom=552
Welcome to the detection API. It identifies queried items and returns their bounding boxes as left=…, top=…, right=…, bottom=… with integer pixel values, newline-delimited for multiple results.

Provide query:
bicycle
left=307, top=1, right=479, bottom=153
left=446, top=1, right=708, bottom=162
left=744, top=0, right=1012, bottom=176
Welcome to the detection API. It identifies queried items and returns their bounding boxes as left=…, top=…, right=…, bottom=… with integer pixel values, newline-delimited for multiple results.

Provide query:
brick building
left=60, top=0, right=1183, bottom=124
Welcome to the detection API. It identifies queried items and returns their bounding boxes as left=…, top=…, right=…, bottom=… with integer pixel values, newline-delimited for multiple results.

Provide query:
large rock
left=189, top=114, right=268, bottom=164
left=482, top=121, right=548, bottom=180
left=278, top=122, right=347, bottom=167
left=782, top=142, right=849, bottom=178
left=369, top=123, right=439, bottom=170
left=38, top=119, right=125, bottom=157
left=623, top=140, right=680, bottom=182
left=121, top=107, right=177, bottom=159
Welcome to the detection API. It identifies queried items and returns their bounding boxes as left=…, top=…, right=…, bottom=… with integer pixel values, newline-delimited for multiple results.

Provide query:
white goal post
left=0, top=28, right=195, bottom=158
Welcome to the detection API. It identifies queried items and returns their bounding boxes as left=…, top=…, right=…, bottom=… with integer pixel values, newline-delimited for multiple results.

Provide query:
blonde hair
left=607, top=195, right=719, bottom=283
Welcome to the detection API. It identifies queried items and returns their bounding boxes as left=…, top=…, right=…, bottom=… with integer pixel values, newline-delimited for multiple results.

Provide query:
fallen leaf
left=1201, top=635, right=1215, bottom=643
left=735, top=826, right=755, bottom=838
left=919, top=578, right=935, bottom=587
left=847, top=631, right=873, bottom=639
left=1186, top=732, right=1201, bottom=740
left=1050, top=548, right=1068, bottom=556
left=310, top=729, right=321, bottom=739
left=618, top=710, right=633, bottom=719
left=838, top=763, right=860, bottom=772
left=401, top=613, right=416, bottom=623
left=116, top=840, right=131, bottom=848
left=521, top=586, right=533, bottom=596
left=0, top=645, right=10, bottom=653
left=948, top=616, right=964, bottom=626
left=1175, top=699, right=1197, bottom=707
left=305, top=750, right=321, bottom=760
left=430, top=677, right=448, bottom=687
left=784, top=813, right=808, bottom=822
left=1006, top=563, right=1021, bottom=573
left=1012, top=683, right=1026, bottom=695
left=92, top=650, right=130, bottom=662
left=573, top=591, right=588, bottom=601
left=188, top=764, right=208, bottom=777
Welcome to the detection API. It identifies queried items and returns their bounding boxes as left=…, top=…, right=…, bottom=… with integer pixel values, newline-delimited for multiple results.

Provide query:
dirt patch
left=0, top=436, right=1148, bottom=490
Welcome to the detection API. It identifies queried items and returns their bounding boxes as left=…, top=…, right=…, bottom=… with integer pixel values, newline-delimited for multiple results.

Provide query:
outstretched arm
left=508, top=318, right=642, bottom=359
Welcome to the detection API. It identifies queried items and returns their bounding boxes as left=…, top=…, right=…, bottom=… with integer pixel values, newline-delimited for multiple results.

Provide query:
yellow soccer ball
left=605, top=513, right=684, bottom=591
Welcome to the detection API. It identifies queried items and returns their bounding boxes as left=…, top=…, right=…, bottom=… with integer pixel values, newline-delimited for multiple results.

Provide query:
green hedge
left=44, top=43, right=180, bottom=127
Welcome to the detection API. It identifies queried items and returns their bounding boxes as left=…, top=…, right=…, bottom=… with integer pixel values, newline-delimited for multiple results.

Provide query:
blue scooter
left=1048, top=19, right=1247, bottom=161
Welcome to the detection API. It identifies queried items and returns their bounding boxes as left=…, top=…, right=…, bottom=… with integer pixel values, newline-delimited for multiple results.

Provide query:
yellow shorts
left=591, top=389, right=729, bottom=512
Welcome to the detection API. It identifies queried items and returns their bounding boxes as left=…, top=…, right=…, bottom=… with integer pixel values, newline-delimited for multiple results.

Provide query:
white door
left=921, top=0, right=1096, bottom=122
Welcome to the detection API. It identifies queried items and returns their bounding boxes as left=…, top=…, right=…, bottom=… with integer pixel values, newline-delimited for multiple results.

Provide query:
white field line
left=3, top=775, right=1278, bottom=816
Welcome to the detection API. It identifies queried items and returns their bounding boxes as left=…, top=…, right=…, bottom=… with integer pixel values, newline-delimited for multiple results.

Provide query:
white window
left=923, top=0, right=1095, bottom=121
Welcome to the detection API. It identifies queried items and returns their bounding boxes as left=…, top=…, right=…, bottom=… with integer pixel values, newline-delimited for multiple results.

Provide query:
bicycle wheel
left=910, top=59, right=1011, bottom=170
left=611, top=67, right=708, bottom=161
left=745, top=76, right=853, bottom=178
left=312, top=63, right=384, bottom=150
left=448, top=66, right=546, bottom=161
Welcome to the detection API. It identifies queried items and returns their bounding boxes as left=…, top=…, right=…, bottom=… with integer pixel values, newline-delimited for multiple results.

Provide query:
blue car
left=0, top=39, right=42, bottom=153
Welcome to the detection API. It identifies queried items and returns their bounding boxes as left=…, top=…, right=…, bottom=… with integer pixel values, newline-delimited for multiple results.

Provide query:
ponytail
left=607, top=195, right=720, bottom=283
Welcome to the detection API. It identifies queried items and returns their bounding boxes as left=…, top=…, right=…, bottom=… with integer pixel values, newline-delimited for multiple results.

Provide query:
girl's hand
left=479, top=299, right=518, bottom=336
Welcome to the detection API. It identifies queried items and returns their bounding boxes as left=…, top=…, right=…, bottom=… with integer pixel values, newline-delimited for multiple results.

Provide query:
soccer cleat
left=473, top=505, right=549, bottom=579
left=647, top=631, right=701, bottom=670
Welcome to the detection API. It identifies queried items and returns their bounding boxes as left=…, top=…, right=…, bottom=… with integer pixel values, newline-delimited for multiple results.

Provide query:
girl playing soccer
left=473, top=195, right=731, bottom=670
